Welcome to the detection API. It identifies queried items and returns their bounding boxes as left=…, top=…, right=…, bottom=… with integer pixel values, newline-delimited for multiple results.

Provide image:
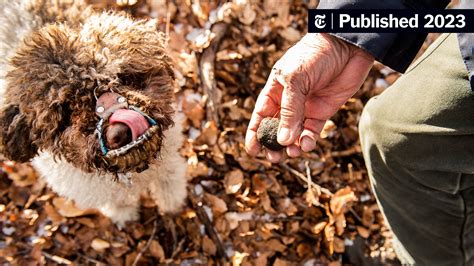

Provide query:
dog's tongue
left=109, top=109, right=150, bottom=140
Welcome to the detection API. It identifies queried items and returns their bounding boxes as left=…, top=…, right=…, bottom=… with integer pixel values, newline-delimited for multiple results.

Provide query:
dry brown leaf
left=197, top=121, right=219, bottom=145
left=333, top=237, right=345, bottom=253
left=43, top=202, right=64, bottom=224
left=52, top=197, right=96, bottom=218
left=324, top=224, right=335, bottom=255
left=273, top=258, right=292, bottom=266
left=238, top=4, right=256, bottom=25
left=116, top=0, right=137, bottom=7
left=330, top=187, right=357, bottom=235
left=357, top=226, right=370, bottom=239
left=2, top=161, right=37, bottom=187
left=312, top=221, right=328, bottom=235
left=277, top=198, right=297, bottom=216
left=187, top=160, right=209, bottom=178
left=191, top=1, right=210, bottom=26
left=76, top=217, right=96, bottom=228
left=253, top=251, right=271, bottom=266
left=204, top=193, right=228, bottom=215
left=216, top=50, right=243, bottom=61
left=252, top=174, right=268, bottom=195
left=296, top=243, right=311, bottom=258
left=362, top=204, right=379, bottom=227
left=202, top=235, right=216, bottom=255
left=232, top=251, right=249, bottom=266
left=149, top=240, right=165, bottom=261
left=279, top=27, right=301, bottom=43
left=91, top=238, right=110, bottom=252
left=224, top=169, right=244, bottom=194
left=321, top=120, right=337, bottom=139
left=265, top=238, right=287, bottom=253
left=264, top=0, right=290, bottom=27
left=182, top=90, right=205, bottom=128
left=125, top=252, right=137, bottom=266
left=186, top=28, right=215, bottom=51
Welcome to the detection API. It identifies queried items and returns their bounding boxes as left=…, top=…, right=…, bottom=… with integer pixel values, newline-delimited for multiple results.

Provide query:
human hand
left=245, top=33, right=374, bottom=162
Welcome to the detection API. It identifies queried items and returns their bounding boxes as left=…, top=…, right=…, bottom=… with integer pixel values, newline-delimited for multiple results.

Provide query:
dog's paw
left=100, top=204, right=139, bottom=228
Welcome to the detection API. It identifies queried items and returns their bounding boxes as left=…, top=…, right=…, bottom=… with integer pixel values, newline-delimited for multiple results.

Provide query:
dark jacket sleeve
left=457, top=1, right=474, bottom=88
left=318, top=0, right=450, bottom=73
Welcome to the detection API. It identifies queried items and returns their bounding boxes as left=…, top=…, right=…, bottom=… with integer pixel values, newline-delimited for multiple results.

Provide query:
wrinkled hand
left=245, top=33, right=374, bottom=162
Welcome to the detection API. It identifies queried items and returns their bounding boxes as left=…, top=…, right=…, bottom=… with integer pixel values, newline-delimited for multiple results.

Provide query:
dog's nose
left=105, top=123, right=132, bottom=149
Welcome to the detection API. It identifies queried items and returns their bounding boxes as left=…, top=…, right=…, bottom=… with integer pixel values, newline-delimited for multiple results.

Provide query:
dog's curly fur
left=0, top=0, right=187, bottom=225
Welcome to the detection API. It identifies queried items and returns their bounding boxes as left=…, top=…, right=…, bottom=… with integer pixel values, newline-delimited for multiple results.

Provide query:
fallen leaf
left=357, top=226, right=370, bottom=239
left=204, top=193, right=228, bottom=215
left=202, top=235, right=216, bottom=255
left=52, top=197, right=96, bottom=218
left=91, top=238, right=110, bottom=252
left=312, top=221, right=328, bottom=235
left=224, top=169, right=244, bottom=194
left=232, top=251, right=249, bottom=266
left=334, top=237, right=345, bottom=253
left=330, top=187, right=357, bottom=235
left=149, top=240, right=165, bottom=261
left=273, top=258, right=291, bottom=266
left=43, top=202, right=64, bottom=224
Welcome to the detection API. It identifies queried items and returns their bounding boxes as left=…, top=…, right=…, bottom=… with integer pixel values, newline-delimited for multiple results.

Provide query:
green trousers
left=360, top=33, right=474, bottom=265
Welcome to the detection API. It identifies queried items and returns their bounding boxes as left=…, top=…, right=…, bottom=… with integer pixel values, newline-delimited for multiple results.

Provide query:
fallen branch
left=77, top=253, right=106, bottom=265
left=330, top=146, right=361, bottom=157
left=132, top=219, right=158, bottom=266
left=42, top=251, right=72, bottom=265
left=304, top=160, right=323, bottom=207
left=189, top=190, right=228, bottom=260
left=280, top=162, right=333, bottom=196
left=199, top=22, right=228, bottom=127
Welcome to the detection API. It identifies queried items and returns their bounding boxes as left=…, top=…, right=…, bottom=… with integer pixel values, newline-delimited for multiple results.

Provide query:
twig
left=189, top=191, right=228, bottom=260
left=77, top=253, right=106, bottom=265
left=42, top=251, right=72, bottom=265
left=305, top=160, right=321, bottom=197
left=304, top=160, right=322, bottom=207
left=280, top=162, right=333, bottom=196
left=132, top=219, right=158, bottom=266
left=330, top=146, right=361, bottom=157
left=348, top=163, right=354, bottom=182
left=349, top=208, right=363, bottom=223
left=198, top=22, right=228, bottom=127
left=170, top=238, right=186, bottom=259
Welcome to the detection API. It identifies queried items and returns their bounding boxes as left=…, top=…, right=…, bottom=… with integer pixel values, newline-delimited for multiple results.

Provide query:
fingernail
left=278, top=128, right=291, bottom=144
left=301, top=136, right=316, bottom=152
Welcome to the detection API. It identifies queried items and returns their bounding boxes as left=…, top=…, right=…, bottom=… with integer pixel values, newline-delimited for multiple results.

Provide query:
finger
left=299, top=118, right=326, bottom=152
left=245, top=75, right=283, bottom=156
left=277, top=84, right=306, bottom=146
left=244, top=130, right=261, bottom=157
left=286, top=144, right=301, bottom=158
left=266, top=149, right=282, bottom=163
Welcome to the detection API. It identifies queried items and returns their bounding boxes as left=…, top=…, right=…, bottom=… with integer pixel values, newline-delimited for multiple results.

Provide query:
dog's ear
left=0, top=104, right=38, bottom=162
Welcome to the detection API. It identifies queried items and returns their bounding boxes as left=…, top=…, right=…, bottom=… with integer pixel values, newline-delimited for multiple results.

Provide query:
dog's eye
left=117, top=97, right=126, bottom=103
left=96, top=106, right=105, bottom=113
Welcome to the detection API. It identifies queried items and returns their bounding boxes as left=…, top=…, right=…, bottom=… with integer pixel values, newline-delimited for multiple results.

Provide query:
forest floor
left=0, top=1, right=443, bottom=265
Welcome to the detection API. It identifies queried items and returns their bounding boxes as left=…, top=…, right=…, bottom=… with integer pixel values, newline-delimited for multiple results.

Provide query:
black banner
left=308, top=9, right=474, bottom=33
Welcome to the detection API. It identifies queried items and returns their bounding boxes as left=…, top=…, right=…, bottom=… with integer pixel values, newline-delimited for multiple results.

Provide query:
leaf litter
left=1, top=0, right=443, bottom=265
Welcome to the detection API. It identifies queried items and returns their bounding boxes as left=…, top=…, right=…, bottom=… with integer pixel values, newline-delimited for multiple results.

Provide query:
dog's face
left=0, top=13, right=176, bottom=174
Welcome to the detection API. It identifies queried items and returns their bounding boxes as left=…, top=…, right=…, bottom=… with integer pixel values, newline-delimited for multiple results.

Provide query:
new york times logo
left=314, top=14, right=326, bottom=29
left=308, top=10, right=472, bottom=33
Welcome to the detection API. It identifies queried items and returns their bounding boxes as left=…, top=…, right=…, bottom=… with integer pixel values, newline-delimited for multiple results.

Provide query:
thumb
left=277, top=84, right=306, bottom=146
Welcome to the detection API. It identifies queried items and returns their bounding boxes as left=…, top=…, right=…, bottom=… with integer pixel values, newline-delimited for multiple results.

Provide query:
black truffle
left=256, top=117, right=285, bottom=151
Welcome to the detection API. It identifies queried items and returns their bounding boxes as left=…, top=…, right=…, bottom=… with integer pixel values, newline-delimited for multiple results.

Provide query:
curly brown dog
left=0, top=0, right=187, bottom=226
